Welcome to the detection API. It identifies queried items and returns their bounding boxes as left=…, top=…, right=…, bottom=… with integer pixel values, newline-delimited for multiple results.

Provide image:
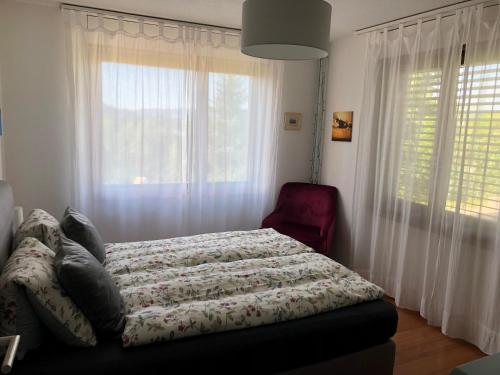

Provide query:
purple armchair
left=262, top=182, right=338, bottom=256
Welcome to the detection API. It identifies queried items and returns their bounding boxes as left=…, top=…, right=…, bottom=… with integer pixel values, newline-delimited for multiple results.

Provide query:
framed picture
left=284, top=112, right=302, bottom=131
left=332, top=111, right=353, bottom=142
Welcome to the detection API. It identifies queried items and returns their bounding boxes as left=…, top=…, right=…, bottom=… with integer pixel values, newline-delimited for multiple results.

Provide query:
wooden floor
left=392, top=302, right=485, bottom=375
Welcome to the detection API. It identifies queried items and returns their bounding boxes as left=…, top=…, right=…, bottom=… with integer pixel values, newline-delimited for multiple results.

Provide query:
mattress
left=104, top=228, right=385, bottom=347
left=13, top=299, right=398, bottom=375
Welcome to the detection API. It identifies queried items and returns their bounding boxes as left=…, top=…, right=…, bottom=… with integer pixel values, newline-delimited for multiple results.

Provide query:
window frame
left=97, top=59, right=255, bottom=188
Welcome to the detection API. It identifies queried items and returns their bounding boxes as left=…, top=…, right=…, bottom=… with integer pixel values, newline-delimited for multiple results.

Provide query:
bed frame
left=0, top=180, right=397, bottom=375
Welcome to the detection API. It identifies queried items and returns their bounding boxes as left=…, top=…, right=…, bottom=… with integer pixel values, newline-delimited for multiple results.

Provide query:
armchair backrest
left=275, top=183, right=338, bottom=229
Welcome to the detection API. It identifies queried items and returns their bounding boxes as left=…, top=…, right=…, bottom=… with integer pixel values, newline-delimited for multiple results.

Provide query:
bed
left=0, top=181, right=398, bottom=374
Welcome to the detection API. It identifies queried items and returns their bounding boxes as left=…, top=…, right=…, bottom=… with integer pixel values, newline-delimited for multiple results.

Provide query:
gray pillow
left=55, top=237, right=125, bottom=338
left=1, top=238, right=53, bottom=357
left=0, top=284, right=46, bottom=359
left=60, top=207, right=105, bottom=263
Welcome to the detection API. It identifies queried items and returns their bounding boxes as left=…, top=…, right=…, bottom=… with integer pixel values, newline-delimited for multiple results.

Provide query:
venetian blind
left=446, top=63, right=500, bottom=219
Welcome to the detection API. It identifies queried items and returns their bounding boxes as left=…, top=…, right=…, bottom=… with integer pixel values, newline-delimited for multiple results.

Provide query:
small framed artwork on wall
left=284, top=112, right=302, bottom=131
left=332, top=111, right=353, bottom=142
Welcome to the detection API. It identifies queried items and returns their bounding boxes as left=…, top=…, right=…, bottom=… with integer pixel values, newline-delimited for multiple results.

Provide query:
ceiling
left=30, top=0, right=462, bottom=39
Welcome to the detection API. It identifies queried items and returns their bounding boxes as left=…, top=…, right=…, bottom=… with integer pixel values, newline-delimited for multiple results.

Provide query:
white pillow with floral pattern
left=13, top=209, right=63, bottom=253
left=0, top=237, right=97, bottom=347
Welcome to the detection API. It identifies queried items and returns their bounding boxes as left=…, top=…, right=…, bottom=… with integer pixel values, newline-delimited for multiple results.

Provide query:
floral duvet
left=104, top=228, right=384, bottom=348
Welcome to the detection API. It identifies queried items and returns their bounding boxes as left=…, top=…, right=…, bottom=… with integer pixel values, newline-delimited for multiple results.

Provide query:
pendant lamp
left=241, top=0, right=332, bottom=60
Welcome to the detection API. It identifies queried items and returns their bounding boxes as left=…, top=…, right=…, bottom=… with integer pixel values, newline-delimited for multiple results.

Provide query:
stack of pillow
left=0, top=207, right=125, bottom=358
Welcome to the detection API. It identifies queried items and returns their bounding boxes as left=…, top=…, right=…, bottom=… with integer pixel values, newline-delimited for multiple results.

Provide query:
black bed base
left=13, top=339, right=396, bottom=375
left=11, top=299, right=397, bottom=375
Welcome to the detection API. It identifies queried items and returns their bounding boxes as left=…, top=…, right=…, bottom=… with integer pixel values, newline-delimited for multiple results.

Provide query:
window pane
left=446, top=64, right=500, bottom=219
left=398, top=70, right=442, bottom=205
left=102, top=62, right=187, bottom=185
left=208, top=73, right=250, bottom=183
left=399, top=64, right=500, bottom=220
left=101, top=63, right=252, bottom=186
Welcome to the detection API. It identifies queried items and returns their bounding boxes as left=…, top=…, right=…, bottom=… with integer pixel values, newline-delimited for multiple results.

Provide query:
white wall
left=0, top=0, right=317, bottom=225
left=0, top=0, right=72, bottom=218
left=277, top=61, right=318, bottom=191
left=320, top=35, right=365, bottom=265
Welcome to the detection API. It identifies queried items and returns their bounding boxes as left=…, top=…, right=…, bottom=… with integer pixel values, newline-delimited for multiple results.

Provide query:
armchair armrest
left=0, top=335, right=20, bottom=374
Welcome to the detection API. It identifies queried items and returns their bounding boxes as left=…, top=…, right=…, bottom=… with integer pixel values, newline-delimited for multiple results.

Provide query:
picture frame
left=331, top=111, right=353, bottom=142
left=284, top=112, right=302, bottom=131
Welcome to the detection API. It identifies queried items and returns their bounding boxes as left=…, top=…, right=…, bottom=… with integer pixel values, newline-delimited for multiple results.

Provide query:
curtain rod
left=60, top=3, right=241, bottom=34
left=354, top=0, right=498, bottom=35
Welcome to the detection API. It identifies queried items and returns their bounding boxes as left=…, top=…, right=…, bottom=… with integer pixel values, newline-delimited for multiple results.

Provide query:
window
left=399, top=70, right=441, bottom=206
left=447, top=64, right=500, bottom=219
left=66, top=10, right=284, bottom=240
left=208, top=73, right=250, bottom=183
left=399, top=64, right=500, bottom=220
left=101, top=62, right=251, bottom=186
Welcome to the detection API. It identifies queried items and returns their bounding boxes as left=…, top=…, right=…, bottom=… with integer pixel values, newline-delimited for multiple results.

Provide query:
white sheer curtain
left=64, top=9, right=284, bottom=242
left=353, top=4, right=500, bottom=354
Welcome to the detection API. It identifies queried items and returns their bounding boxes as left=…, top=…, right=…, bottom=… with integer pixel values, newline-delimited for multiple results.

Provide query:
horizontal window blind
left=399, top=63, right=500, bottom=220
left=446, top=64, right=500, bottom=219
left=399, top=71, right=441, bottom=206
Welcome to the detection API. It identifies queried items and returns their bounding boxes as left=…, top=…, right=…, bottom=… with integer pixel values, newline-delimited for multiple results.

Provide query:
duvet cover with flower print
left=105, top=229, right=384, bottom=348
